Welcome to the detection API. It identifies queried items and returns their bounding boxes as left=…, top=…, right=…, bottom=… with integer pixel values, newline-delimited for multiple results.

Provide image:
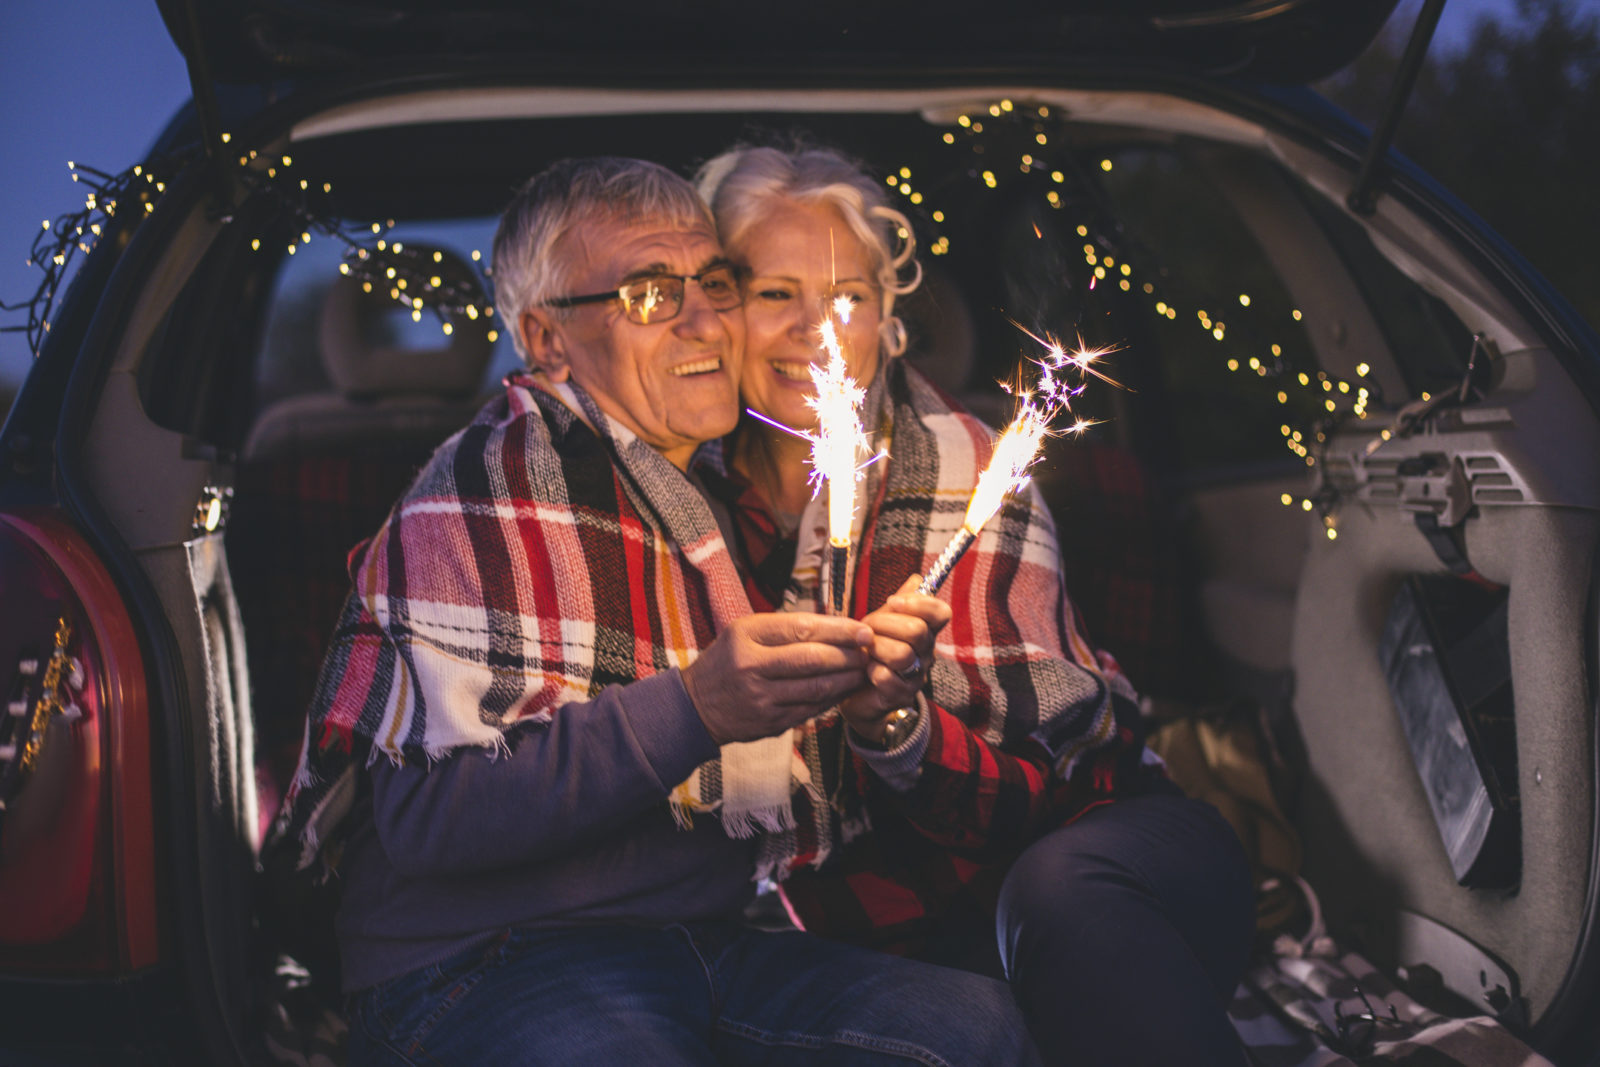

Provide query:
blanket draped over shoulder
left=278, top=367, right=1129, bottom=882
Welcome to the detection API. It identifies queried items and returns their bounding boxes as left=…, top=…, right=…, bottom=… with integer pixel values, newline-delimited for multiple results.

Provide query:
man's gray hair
left=695, top=145, right=922, bottom=358
left=492, top=157, right=714, bottom=363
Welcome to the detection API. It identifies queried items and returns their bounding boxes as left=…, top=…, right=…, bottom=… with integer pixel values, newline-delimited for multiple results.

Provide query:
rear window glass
left=256, top=218, right=517, bottom=412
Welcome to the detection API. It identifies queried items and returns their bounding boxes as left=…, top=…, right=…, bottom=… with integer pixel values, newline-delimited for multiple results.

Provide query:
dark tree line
left=1317, top=0, right=1600, bottom=331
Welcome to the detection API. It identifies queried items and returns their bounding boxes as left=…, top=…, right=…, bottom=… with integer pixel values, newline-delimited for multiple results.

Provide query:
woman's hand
left=839, top=575, right=952, bottom=742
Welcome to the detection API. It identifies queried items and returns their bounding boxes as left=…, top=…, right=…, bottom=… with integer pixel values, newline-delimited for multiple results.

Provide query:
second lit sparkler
left=920, top=329, right=1116, bottom=596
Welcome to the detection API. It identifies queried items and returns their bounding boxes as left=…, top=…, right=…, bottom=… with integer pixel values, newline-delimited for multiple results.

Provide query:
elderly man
left=279, top=157, right=1038, bottom=1067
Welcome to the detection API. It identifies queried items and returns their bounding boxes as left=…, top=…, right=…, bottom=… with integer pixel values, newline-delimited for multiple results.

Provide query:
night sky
left=0, top=0, right=1541, bottom=391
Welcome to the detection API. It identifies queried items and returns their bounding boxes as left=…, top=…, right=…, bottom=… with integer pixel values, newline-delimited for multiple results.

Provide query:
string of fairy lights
left=7, top=110, right=1437, bottom=541
left=338, top=238, right=497, bottom=340
left=0, top=159, right=181, bottom=357
left=883, top=97, right=1398, bottom=540
left=2, top=138, right=496, bottom=361
left=225, top=139, right=497, bottom=337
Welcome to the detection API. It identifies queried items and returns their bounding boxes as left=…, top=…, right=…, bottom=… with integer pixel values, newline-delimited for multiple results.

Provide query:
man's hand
left=683, top=613, right=874, bottom=744
left=840, top=575, right=952, bottom=741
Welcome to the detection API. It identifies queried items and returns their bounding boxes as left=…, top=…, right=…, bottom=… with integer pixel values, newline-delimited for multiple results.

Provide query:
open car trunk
left=38, top=59, right=1600, bottom=1063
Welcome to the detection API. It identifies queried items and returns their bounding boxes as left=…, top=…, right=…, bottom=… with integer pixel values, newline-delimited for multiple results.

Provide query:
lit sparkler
left=919, top=329, right=1115, bottom=595
left=812, top=297, right=872, bottom=612
left=746, top=293, right=884, bottom=614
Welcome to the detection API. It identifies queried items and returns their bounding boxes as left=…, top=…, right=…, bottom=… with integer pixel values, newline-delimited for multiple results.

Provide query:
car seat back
left=228, top=247, right=494, bottom=841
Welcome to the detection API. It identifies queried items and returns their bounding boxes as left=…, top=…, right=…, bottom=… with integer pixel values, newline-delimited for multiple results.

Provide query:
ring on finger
left=898, top=653, right=923, bottom=681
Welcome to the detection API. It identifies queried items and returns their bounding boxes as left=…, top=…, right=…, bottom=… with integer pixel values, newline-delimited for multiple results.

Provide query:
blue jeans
left=349, top=921, right=1041, bottom=1066
left=997, top=793, right=1255, bottom=1066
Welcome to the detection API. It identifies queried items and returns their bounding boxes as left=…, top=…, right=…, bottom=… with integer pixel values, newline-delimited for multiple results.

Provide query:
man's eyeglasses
left=544, top=265, right=744, bottom=325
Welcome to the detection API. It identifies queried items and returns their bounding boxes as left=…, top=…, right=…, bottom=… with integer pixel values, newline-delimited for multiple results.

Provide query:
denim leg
left=996, top=794, right=1255, bottom=1066
left=347, top=927, right=719, bottom=1066
left=702, top=924, right=1042, bottom=1067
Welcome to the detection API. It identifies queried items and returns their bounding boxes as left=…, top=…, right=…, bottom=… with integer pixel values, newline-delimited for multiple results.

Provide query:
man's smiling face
left=523, top=214, right=743, bottom=468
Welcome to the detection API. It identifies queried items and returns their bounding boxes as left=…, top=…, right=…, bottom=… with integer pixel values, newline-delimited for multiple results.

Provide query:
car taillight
left=0, top=510, right=156, bottom=974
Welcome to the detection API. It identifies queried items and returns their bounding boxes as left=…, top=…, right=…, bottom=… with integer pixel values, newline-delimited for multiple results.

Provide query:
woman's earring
left=883, top=316, right=908, bottom=358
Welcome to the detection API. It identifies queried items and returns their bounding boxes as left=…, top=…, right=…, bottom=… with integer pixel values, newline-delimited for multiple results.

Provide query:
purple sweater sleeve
left=369, top=669, right=721, bottom=878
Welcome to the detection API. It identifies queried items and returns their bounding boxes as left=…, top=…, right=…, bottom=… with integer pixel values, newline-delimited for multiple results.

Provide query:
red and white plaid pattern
left=281, top=376, right=808, bottom=876
left=279, top=365, right=1150, bottom=905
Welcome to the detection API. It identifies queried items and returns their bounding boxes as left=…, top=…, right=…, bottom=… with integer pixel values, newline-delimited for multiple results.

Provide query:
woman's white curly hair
left=696, top=144, right=923, bottom=358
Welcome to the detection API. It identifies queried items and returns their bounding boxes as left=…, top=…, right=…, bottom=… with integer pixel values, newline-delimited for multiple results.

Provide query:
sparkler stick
left=919, top=330, right=1114, bottom=596
left=919, top=405, right=1051, bottom=594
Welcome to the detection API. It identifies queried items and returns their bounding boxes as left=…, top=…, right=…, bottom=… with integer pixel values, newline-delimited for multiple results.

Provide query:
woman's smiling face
left=729, top=199, right=883, bottom=434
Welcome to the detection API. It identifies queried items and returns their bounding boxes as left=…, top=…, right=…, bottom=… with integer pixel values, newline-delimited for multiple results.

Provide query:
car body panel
left=156, top=0, right=1402, bottom=85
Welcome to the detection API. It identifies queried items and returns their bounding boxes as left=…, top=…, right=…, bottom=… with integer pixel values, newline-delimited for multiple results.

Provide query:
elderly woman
left=696, top=145, right=1255, bottom=1065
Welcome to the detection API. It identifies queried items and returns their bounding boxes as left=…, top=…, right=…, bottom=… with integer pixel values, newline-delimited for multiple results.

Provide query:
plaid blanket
left=279, top=364, right=1142, bottom=892
left=279, top=375, right=832, bottom=878
left=1230, top=875, right=1550, bottom=1067
left=1230, top=950, right=1552, bottom=1066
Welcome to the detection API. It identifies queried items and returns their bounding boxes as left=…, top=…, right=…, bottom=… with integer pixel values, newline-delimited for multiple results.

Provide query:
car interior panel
left=1293, top=496, right=1598, bottom=1019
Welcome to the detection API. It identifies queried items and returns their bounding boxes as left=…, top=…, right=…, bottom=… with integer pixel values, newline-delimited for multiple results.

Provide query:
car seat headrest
left=899, top=264, right=975, bottom=396
left=318, top=244, right=494, bottom=397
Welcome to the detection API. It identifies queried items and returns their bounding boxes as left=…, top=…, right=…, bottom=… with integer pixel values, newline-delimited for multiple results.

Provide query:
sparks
left=743, top=294, right=884, bottom=612
left=1009, top=321, right=1125, bottom=396
left=809, top=307, right=876, bottom=555
left=921, top=328, right=1119, bottom=595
